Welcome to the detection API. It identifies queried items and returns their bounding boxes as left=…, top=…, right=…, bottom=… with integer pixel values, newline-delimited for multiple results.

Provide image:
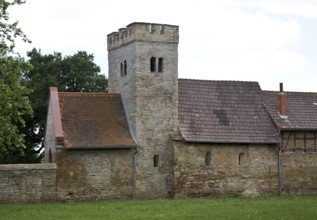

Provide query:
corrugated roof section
left=264, top=91, right=317, bottom=130
left=58, top=92, right=136, bottom=149
left=178, top=79, right=278, bottom=144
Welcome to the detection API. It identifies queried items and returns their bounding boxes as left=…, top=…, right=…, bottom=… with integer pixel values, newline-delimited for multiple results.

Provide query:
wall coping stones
left=0, top=163, right=57, bottom=171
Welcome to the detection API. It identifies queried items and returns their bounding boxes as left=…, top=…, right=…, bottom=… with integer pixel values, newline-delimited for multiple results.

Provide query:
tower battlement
left=107, top=22, right=179, bottom=51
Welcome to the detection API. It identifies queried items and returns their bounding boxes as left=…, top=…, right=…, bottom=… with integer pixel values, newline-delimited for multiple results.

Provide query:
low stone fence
left=0, top=163, right=57, bottom=203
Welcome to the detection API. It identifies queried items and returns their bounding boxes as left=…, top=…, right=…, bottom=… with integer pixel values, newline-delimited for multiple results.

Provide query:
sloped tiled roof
left=264, top=91, right=317, bottom=130
left=58, top=92, right=136, bottom=149
left=178, top=79, right=278, bottom=143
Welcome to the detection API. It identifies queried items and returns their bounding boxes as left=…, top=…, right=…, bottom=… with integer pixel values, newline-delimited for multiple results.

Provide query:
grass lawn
left=1, top=195, right=317, bottom=220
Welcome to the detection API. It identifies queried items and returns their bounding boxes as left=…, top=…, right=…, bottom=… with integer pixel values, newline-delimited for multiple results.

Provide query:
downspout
left=120, top=95, right=140, bottom=199
left=273, top=128, right=282, bottom=196
left=278, top=135, right=282, bottom=196
left=132, top=148, right=139, bottom=199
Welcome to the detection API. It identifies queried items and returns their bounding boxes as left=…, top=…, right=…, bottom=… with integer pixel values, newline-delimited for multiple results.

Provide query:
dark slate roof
left=58, top=92, right=136, bottom=149
left=178, top=79, right=278, bottom=144
left=264, top=91, right=317, bottom=130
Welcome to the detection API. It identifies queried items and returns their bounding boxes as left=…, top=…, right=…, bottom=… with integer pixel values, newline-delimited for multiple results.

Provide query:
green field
left=1, top=195, right=317, bottom=220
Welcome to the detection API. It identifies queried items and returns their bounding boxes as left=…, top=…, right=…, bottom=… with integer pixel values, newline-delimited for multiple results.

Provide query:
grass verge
left=1, top=195, right=317, bottom=220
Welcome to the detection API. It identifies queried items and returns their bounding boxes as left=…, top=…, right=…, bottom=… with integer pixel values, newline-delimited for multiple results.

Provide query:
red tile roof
left=57, top=91, right=136, bottom=149
left=264, top=91, right=317, bottom=130
left=178, top=79, right=278, bottom=144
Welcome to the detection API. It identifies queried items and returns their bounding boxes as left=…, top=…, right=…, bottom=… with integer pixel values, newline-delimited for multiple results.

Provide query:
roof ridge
left=58, top=92, right=120, bottom=96
left=178, top=78, right=259, bottom=84
left=263, top=90, right=317, bottom=94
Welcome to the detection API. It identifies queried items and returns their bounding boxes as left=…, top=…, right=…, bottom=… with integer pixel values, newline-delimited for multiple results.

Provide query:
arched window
left=205, top=152, right=211, bottom=166
left=150, top=57, right=156, bottom=72
left=238, top=153, right=245, bottom=166
left=153, top=154, right=159, bottom=167
left=48, top=149, right=53, bottom=163
left=158, top=57, right=163, bottom=72
left=124, top=60, right=127, bottom=75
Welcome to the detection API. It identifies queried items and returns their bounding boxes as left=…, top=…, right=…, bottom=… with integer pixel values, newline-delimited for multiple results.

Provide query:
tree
left=0, top=0, right=31, bottom=54
left=0, top=0, right=33, bottom=160
left=60, top=51, right=107, bottom=92
left=0, top=56, right=32, bottom=155
left=17, top=49, right=108, bottom=163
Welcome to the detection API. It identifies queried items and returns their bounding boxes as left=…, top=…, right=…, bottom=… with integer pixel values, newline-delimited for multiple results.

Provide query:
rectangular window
left=158, top=57, right=163, bottom=72
left=124, top=60, right=127, bottom=75
left=120, top=62, right=123, bottom=76
left=150, top=57, right=156, bottom=72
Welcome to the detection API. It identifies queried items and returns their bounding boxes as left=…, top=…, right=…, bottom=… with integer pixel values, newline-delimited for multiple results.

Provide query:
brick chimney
left=278, top=82, right=287, bottom=117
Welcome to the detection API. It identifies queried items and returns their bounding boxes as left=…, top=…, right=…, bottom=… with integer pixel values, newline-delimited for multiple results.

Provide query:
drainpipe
left=120, top=94, right=140, bottom=199
left=278, top=137, right=282, bottom=196
left=273, top=128, right=282, bottom=196
left=132, top=148, right=139, bottom=199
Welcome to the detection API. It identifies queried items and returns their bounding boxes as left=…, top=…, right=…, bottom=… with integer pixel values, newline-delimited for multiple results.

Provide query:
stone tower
left=107, top=22, right=179, bottom=198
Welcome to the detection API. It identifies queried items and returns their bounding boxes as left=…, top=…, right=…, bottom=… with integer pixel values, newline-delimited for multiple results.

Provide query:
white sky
left=9, top=0, right=317, bottom=92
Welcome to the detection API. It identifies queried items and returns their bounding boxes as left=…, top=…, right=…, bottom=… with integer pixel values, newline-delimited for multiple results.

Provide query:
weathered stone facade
left=0, top=164, right=56, bottom=203
left=55, top=148, right=134, bottom=201
left=173, top=142, right=279, bottom=198
left=281, top=153, right=317, bottom=195
left=108, top=23, right=179, bottom=198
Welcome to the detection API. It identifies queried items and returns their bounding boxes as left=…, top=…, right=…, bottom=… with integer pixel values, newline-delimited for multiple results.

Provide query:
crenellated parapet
left=107, top=22, right=179, bottom=51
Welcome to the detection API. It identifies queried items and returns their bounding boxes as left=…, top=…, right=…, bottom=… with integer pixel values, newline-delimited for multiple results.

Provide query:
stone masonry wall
left=108, top=22, right=179, bottom=199
left=55, top=148, right=134, bottom=201
left=133, top=41, right=179, bottom=198
left=173, top=141, right=279, bottom=198
left=0, top=163, right=57, bottom=203
left=281, top=153, right=317, bottom=194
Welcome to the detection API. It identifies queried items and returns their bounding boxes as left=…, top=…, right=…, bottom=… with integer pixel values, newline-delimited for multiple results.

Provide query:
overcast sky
left=9, top=0, right=317, bottom=92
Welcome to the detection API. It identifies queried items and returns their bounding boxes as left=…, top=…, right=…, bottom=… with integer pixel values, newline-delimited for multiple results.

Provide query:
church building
left=44, top=22, right=317, bottom=200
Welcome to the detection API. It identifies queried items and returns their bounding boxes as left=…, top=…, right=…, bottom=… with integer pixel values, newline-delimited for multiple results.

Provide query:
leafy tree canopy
left=0, top=56, right=32, bottom=154
left=0, top=0, right=33, bottom=158
left=0, top=0, right=31, bottom=54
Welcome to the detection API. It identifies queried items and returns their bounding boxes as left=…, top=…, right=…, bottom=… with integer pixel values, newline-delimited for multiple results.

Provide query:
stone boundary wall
left=0, top=163, right=57, bottom=203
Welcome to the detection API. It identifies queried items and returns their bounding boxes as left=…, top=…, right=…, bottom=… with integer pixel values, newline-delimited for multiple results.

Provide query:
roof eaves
left=279, top=128, right=317, bottom=131
left=183, top=139, right=279, bottom=145
left=64, top=145, right=137, bottom=150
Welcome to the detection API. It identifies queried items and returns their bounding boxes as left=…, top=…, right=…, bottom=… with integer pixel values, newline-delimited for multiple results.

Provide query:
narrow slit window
left=158, top=57, right=163, bottom=72
left=238, top=153, right=245, bottom=166
left=120, top=62, right=123, bottom=76
left=205, top=152, right=211, bottom=166
left=154, top=154, right=159, bottom=167
left=150, top=57, right=156, bottom=72
left=48, top=149, right=53, bottom=163
left=124, top=60, right=127, bottom=75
